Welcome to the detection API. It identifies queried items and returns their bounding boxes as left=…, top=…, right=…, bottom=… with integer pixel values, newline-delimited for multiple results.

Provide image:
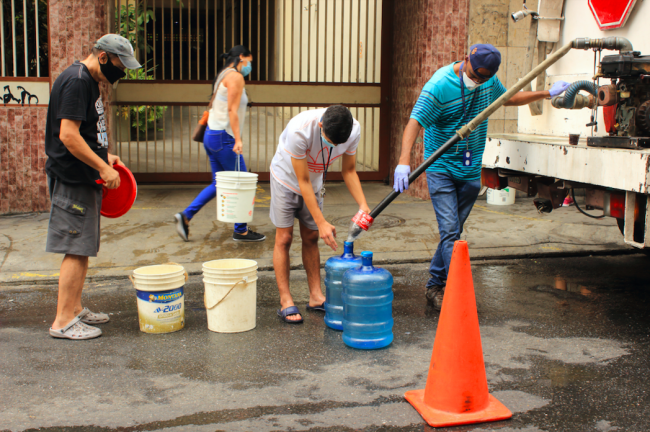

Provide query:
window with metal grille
left=0, top=0, right=48, bottom=78
left=117, top=0, right=273, bottom=82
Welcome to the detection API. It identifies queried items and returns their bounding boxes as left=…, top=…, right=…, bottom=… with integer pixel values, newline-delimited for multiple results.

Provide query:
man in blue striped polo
left=393, top=44, right=570, bottom=310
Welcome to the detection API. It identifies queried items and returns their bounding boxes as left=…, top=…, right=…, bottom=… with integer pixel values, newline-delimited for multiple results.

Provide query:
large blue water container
left=324, top=241, right=362, bottom=330
left=342, top=251, right=394, bottom=349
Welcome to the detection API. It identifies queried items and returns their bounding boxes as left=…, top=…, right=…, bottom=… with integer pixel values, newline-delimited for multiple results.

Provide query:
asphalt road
left=2, top=253, right=650, bottom=431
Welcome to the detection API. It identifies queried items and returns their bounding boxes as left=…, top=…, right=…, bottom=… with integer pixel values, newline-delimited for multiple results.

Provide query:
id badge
left=319, top=186, right=326, bottom=198
left=463, top=150, right=473, bottom=167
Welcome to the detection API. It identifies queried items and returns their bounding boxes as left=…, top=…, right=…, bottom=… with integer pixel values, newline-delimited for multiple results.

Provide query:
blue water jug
left=324, top=241, right=362, bottom=330
left=342, top=251, right=394, bottom=349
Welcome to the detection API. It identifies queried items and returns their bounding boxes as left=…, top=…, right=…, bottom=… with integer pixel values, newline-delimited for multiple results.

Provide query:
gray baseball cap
left=95, top=34, right=141, bottom=69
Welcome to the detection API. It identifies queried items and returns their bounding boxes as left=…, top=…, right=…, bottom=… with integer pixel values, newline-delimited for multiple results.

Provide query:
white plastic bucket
left=487, top=187, right=516, bottom=206
left=203, top=259, right=258, bottom=333
left=216, top=171, right=258, bottom=223
left=131, top=264, right=187, bottom=334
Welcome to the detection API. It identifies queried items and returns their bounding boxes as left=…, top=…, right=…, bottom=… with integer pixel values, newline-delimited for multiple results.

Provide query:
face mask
left=241, top=60, right=252, bottom=77
left=321, top=135, right=335, bottom=149
left=99, top=56, right=126, bottom=84
left=462, top=72, right=481, bottom=90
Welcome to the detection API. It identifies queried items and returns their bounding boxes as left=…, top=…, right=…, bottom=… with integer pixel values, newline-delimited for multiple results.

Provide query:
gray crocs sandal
left=49, top=315, right=102, bottom=340
left=79, top=307, right=110, bottom=325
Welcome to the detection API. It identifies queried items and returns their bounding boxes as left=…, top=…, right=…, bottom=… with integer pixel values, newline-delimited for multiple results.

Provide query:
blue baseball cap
left=467, top=44, right=501, bottom=79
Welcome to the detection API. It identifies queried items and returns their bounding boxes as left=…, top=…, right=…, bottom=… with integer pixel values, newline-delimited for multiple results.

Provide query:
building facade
left=1, top=0, right=478, bottom=214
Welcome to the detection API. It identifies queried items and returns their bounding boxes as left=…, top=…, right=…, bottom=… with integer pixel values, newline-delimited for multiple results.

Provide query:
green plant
left=115, top=0, right=182, bottom=70
left=114, top=1, right=182, bottom=134
left=116, top=2, right=155, bottom=60
left=118, top=62, right=167, bottom=135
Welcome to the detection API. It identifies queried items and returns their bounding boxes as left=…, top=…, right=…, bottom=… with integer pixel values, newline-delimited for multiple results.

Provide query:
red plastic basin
left=98, top=164, right=137, bottom=218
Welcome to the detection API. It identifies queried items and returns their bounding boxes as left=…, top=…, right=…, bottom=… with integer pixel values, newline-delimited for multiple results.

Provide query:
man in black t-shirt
left=46, top=34, right=141, bottom=340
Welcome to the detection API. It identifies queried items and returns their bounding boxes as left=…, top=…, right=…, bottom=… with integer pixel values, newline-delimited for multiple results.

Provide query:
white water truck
left=481, top=37, right=650, bottom=251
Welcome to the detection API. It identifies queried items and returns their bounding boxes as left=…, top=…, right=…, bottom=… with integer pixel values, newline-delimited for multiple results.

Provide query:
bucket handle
left=235, top=155, right=241, bottom=187
left=204, top=276, right=249, bottom=310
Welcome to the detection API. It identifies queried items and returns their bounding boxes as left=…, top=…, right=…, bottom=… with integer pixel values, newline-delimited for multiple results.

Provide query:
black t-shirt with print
left=45, top=61, right=108, bottom=189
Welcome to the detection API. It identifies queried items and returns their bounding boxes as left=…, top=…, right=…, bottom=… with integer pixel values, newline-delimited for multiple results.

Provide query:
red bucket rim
left=100, top=164, right=137, bottom=218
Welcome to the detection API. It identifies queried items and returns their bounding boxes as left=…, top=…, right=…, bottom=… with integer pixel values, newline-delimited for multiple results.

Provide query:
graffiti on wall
left=0, top=82, right=49, bottom=107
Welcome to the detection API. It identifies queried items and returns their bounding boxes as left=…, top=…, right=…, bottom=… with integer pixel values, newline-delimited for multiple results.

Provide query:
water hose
left=347, top=37, right=633, bottom=240
left=551, top=81, right=597, bottom=109
left=571, top=189, right=604, bottom=219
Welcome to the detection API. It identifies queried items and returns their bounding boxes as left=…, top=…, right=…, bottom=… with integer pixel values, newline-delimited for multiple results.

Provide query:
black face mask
left=99, top=56, right=126, bottom=84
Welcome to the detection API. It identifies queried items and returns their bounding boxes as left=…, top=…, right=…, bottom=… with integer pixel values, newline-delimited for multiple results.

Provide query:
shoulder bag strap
left=207, top=67, right=237, bottom=110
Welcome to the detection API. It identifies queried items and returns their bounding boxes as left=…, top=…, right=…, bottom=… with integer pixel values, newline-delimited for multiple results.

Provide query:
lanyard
left=458, top=62, right=479, bottom=152
left=319, top=127, right=333, bottom=183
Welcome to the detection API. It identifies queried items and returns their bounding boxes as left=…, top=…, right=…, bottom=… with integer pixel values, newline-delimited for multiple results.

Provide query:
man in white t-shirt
left=270, top=105, right=370, bottom=324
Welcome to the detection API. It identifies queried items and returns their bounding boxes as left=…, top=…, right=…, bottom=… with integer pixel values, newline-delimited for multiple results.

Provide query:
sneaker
left=562, top=196, right=574, bottom=207
left=425, top=285, right=445, bottom=311
left=233, top=229, right=266, bottom=242
left=174, top=213, right=189, bottom=242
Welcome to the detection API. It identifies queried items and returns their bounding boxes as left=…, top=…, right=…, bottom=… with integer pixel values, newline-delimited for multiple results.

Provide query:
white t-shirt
left=270, top=108, right=360, bottom=195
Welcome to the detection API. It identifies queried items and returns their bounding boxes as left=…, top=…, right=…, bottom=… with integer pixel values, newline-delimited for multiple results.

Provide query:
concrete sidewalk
left=0, top=182, right=630, bottom=285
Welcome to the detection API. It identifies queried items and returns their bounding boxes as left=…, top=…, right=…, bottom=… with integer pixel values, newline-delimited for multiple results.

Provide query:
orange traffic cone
left=404, top=240, right=512, bottom=427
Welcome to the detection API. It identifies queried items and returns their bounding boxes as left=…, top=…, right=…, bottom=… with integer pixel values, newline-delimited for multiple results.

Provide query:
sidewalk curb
left=0, top=247, right=640, bottom=288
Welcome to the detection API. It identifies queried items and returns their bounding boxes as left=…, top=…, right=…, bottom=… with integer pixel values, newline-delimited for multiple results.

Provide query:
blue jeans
left=183, top=127, right=247, bottom=234
left=426, top=172, right=481, bottom=289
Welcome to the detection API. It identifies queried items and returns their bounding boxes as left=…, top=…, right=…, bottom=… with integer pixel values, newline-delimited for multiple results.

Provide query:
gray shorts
left=269, top=176, right=322, bottom=231
left=46, top=177, right=102, bottom=257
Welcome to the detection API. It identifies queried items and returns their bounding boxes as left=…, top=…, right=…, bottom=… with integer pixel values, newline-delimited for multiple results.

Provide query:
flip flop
left=277, top=306, right=303, bottom=324
left=306, top=303, right=325, bottom=312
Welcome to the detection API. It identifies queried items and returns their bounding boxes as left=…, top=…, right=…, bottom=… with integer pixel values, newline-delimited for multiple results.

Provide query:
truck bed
left=483, top=134, right=650, bottom=194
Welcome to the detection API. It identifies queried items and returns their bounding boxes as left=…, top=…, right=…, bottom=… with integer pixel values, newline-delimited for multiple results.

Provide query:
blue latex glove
left=549, top=81, right=571, bottom=97
left=393, top=165, right=411, bottom=193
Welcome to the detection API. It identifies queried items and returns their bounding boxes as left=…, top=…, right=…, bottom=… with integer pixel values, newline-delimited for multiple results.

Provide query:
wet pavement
left=2, top=253, right=650, bottom=431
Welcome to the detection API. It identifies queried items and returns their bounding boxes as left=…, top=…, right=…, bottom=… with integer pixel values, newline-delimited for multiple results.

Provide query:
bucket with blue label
left=130, top=264, right=187, bottom=334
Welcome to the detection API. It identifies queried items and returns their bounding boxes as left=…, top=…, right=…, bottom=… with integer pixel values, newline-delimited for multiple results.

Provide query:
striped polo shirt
left=410, top=62, right=507, bottom=181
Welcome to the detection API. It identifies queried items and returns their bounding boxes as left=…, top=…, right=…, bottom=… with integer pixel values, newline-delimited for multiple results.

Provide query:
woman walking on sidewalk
left=175, top=45, right=265, bottom=242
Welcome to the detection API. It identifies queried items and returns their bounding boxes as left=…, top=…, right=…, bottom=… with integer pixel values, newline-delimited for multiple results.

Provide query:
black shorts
left=46, top=177, right=102, bottom=257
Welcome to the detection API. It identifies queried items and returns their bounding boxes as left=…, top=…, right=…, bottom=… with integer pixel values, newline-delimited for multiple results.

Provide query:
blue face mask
left=241, top=60, right=252, bottom=77
left=321, top=135, right=335, bottom=149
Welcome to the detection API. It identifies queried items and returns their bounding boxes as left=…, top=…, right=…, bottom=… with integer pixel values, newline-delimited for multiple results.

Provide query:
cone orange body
left=404, top=240, right=512, bottom=427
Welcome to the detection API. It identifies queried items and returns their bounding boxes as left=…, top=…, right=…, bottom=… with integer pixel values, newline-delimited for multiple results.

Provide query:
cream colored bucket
left=130, top=263, right=187, bottom=334
left=216, top=171, right=258, bottom=223
left=203, top=259, right=258, bottom=333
